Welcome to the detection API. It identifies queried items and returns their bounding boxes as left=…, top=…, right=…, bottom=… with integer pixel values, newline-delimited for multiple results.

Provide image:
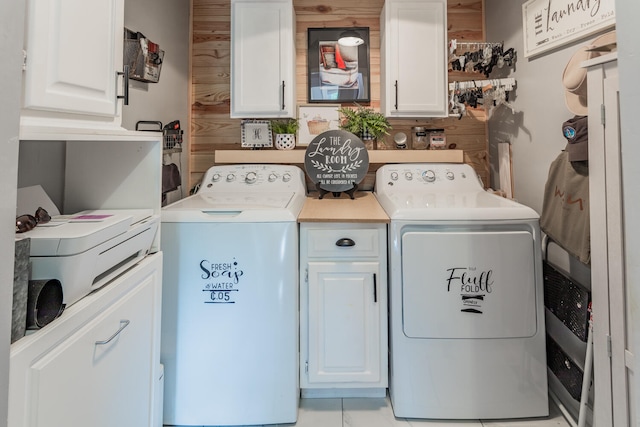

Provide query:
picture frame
left=241, top=120, right=273, bottom=148
left=307, top=27, right=370, bottom=103
left=522, top=0, right=615, bottom=58
left=297, top=104, right=341, bottom=146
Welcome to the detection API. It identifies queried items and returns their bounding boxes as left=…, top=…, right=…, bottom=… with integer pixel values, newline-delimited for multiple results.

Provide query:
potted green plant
left=270, top=118, right=300, bottom=150
left=337, top=104, right=391, bottom=148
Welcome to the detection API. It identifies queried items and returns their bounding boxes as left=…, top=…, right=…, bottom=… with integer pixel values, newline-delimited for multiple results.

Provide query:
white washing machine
left=374, top=163, right=548, bottom=420
left=160, top=164, right=306, bottom=426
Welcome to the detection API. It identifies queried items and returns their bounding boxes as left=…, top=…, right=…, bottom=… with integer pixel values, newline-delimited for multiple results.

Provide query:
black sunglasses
left=16, top=207, right=51, bottom=233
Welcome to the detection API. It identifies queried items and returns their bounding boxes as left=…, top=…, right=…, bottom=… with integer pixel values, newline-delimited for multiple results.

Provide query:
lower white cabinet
left=300, top=223, right=387, bottom=397
left=9, top=253, right=162, bottom=427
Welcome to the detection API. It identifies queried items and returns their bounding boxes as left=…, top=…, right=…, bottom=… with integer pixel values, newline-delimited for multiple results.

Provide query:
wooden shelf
left=214, top=149, right=464, bottom=164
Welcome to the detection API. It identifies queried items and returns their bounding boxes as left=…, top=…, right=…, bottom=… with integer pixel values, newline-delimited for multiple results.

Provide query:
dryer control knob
left=405, top=172, right=413, bottom=181
left=245, top=172, right=257, bottom=184
left=212, top=173, right=221, bottom=182
left=446, top=171, right=455, bottom=180
left=268, top=173, right=278, bottom=182
left=423, top=170, right=436, bottom=182
left=282, top=173, right=292, bottom=182
left=390, top=172, right=399, bottom=181
left=226, top=173, right=236, bottom=182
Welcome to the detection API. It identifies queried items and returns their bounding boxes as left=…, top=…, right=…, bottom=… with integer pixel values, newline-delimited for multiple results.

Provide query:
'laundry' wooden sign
left=522, top=0, right=615, bottom=58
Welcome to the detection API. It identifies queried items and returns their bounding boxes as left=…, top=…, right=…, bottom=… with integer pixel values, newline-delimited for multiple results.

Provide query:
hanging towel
left=540, top=149, right=590, bottom=264
left=162, top=163, right=182, bottom=194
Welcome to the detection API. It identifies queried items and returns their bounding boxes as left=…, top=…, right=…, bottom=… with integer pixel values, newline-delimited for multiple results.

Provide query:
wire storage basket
left=163, top=129, right=183, bottom=150
left=124, top=29, right=164, bottom=83
left=135, top=121, right=183, bottom=152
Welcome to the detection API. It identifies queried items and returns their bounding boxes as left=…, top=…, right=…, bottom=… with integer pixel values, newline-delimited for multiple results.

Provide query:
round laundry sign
left=304, top=130, right=369, bottom=193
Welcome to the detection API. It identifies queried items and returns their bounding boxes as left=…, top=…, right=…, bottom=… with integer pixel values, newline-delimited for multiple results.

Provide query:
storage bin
left=12, top=238, right=30, bottom=343
left=124, top=29, right=164, bottom=83
left=546, top=334, right=585, bottom=401
left=543, top=260, right=591, bottom=342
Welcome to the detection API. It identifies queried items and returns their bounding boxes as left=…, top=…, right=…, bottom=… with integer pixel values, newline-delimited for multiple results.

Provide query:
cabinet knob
left=335, top=238, right=356, bottom=247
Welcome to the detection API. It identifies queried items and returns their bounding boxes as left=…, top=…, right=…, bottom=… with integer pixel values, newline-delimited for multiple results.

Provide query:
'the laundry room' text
left=306, top=135, right=364, bottom=164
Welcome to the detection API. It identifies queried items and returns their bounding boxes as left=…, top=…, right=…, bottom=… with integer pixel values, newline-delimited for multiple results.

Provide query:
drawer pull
left=335, top=238, right=356, bottom=247
left=95, top=319, right=130, bottom=345
left=373, top=273, right=377, bottom=303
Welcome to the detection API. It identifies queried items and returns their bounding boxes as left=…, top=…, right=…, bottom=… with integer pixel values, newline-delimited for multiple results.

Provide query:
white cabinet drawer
left=9, top=254, right=162, bottom=427
left=28, top=272, right=156, bottom=427
left=307, top=228, right=380, bottom=258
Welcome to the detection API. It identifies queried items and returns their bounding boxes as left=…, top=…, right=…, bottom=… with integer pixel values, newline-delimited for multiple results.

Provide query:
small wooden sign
left=304, top=130, right=369, bottom=195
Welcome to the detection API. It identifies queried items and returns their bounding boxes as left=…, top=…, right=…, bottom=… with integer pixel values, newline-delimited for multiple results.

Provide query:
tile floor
left=190, top=395, right=571, bottom=427
left=291, top=397, right=570, bottom=427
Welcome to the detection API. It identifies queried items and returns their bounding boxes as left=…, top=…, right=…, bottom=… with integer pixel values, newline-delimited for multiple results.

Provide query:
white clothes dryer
left=160, top=164, right=306, bottom=426
left=374, top=163, right=548, bottom=420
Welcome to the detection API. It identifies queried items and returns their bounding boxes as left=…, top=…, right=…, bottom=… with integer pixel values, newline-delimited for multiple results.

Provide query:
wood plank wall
left=191, top=0, right=486, bottom=191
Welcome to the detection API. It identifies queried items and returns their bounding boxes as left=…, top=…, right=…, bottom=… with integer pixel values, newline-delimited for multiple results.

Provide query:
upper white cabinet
left=21, top=0, right=127, bottom=129
left=230, top=0, right=295, bottom=118
left=380, top=0, right=448, bottom=118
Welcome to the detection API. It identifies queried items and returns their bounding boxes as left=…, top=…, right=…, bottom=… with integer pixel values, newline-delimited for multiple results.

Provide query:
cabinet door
left=28, top=271, right=157, bottom=427
left=22, top=0, right=124, bottom=120
left=231, top=0, right=295, bottom=118
left=588, top=59, right=628, bottom=427
left=381, top=0, right=447, bottom=117
left=307, top=261, right=381, bottom=384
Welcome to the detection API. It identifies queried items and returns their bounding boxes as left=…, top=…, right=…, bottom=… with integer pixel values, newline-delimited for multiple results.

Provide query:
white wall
left=123, top=0, right=191, bottom=202
left=485, top=0, right=595, bottom=215
left=0, top=0, right=25, bottom=425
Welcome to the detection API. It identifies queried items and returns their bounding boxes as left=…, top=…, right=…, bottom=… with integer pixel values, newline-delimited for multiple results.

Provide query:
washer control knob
left=282, top=173, right=291, bottom=182
left=446, top=171, right=455, bottom=180
left=226, top=173, right=236, bottom=182
left=423, top=170, right=436, bottom=182
left=268, top=173, right=278, bottom=182
left=245, top=172, right=257, bottom=184
left=212, top=173, right=221, bottom=182
left=405, top=172, right=413, bottom=181
left=390, top=172, right=399, bottom=181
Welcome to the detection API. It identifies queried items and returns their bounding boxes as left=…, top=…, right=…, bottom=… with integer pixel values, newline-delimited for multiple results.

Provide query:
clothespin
left=449, top=39, right=457, bottom=55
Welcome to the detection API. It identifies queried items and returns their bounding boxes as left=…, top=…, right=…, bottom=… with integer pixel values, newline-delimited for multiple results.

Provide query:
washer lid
left=161, top=192, right=304, bottom=222
left=375, top=190, right=539, bottom=221
left=374, top=162, right=539, bottom=221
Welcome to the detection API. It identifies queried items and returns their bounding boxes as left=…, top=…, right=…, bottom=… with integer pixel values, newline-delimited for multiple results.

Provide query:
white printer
left=17, top=186, right=159, bottom=307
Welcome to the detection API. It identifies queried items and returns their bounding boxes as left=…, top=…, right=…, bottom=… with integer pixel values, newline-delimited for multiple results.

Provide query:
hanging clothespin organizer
left=447, top=78, right=518, bottom=118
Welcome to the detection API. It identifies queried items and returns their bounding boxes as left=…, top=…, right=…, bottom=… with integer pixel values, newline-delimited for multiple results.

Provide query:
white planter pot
left=274, top=133, right=296, bottom=150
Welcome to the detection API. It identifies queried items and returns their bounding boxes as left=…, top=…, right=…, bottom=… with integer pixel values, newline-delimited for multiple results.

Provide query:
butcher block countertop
left=298, top=192, right=389, bottom=224
left=214, top=149, right=463, bottom=164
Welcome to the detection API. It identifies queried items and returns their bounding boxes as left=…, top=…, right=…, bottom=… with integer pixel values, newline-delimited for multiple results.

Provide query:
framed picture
left=307, top=27, right=370, bottom=103
left=522, top=0, right=615, bottom=58
left=241, top=120, right=272, bottom=148
left=297, top=104, right=341, bottom=146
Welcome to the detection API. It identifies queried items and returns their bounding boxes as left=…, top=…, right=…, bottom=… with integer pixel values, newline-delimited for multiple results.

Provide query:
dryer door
left=402, top=230, right=537, bottom=339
